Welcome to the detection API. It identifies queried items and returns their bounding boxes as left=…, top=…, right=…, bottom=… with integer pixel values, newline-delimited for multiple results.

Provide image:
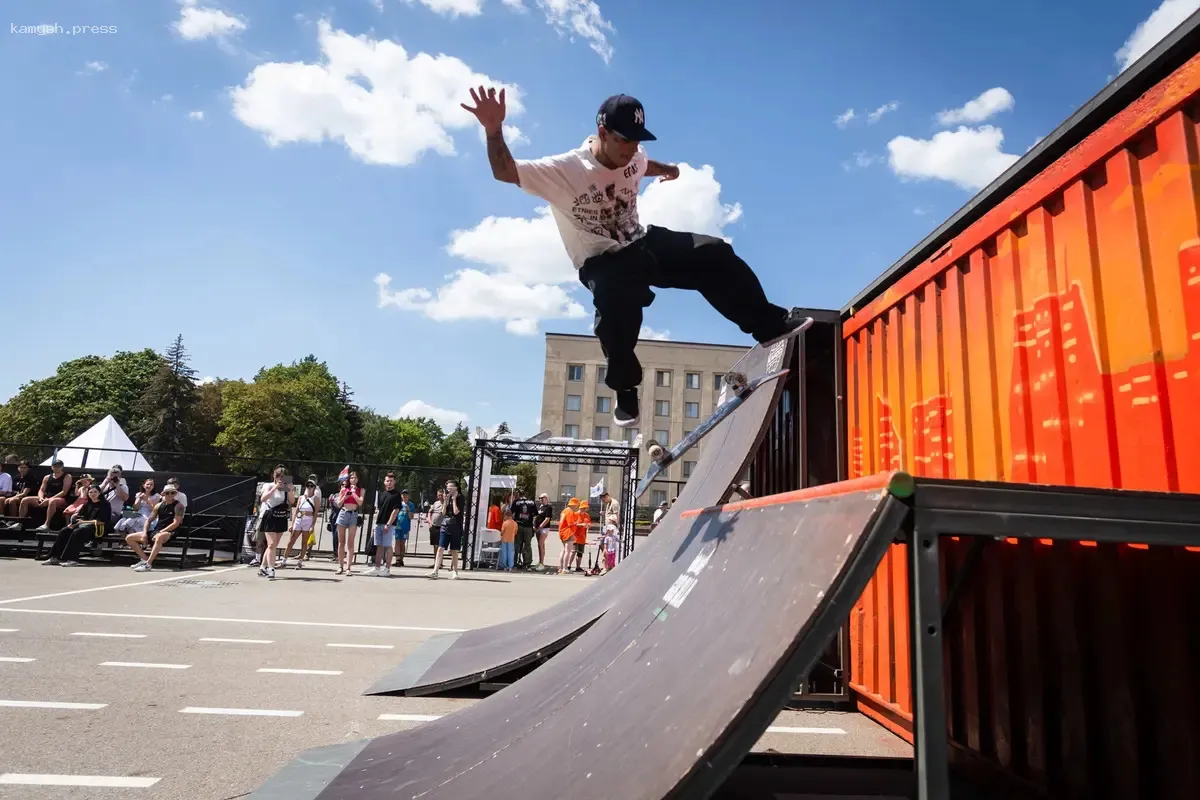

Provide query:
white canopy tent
left=43, top=414, right=155, bottom=472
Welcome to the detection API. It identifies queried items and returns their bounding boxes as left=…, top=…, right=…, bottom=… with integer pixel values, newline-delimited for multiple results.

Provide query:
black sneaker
left=756, top=308, right=813, bottom=346
left=614, top=388, right=640, bottom=428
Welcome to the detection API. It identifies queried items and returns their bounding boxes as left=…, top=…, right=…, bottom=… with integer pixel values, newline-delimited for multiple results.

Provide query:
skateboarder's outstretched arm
left=462, top=85, right=519, bottom=185
left=644, top=160, right=680, bottom=182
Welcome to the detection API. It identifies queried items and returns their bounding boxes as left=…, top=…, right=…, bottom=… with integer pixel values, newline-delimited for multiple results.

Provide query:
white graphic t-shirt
left=515, top=136, right=649, bottom=269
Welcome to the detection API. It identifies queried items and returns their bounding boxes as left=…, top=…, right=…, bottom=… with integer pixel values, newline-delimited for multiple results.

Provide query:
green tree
left=338, top=381, right=364, bottom=460
left=393, top=417, right=440, bottom=465
left=189, top=379, right=225, bottom=457
left=434, top=423, right=472, bottom=470
left=495, top=421, right=511, bottom=437
left=498, top=461, right=537, bottom=497
left=134, top=335, right=200, bottom=455
left=358, top=410, right=400, bottom=465
left=0, top=349, right=163, bottom=445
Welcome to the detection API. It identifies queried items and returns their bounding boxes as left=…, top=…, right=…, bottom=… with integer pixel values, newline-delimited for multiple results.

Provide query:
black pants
left=516, top=525, right=534, bottom=567
left=578, top=225, right=790, bottom=392
left=49, top=522, right=101, bottom=562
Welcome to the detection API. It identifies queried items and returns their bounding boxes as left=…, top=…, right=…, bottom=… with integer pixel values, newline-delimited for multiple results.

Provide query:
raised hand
left=461, top=85, right=507, bottom=133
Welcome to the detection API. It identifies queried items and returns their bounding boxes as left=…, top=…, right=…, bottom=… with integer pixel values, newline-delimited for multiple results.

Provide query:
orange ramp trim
left=681, top=471, right=907, bottom=519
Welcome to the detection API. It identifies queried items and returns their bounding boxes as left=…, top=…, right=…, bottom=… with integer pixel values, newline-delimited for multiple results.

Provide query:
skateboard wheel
left=724, top=371, right=747, bottom=391
left=646, top=439, right=665, bottom=462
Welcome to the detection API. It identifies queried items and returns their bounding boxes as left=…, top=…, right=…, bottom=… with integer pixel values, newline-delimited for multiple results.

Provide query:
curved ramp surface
left=364, top=337, right=796, bottom=697
left=254, top=472, right=912, bottom=800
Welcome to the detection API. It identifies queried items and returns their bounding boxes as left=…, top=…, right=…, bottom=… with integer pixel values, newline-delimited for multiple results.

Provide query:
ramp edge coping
left=681, top=471, right=913, bottom=519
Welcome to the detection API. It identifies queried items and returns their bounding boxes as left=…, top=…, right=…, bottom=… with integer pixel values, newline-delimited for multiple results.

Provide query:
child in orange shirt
left=498, top=509, right=517, bottom=571
left=572, top=500, right=591, bottom=573
left=557, top=497, right=579, bottom=574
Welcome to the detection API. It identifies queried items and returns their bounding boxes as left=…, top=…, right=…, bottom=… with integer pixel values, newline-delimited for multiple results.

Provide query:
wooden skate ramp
left=253, top=472, right=912, bottom=800
left=363, top=336, right=797, bottom=698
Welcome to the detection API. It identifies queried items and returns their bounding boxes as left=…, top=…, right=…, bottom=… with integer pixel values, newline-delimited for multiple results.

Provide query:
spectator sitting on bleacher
left=98, top=466, right=129, bottom=520
left=164, top=477, right=187, bottom=510
left=1, top=460, right=36, bottom=521
left=41, top=483, right=112, bottom=566
left=127, top=485, right=185, bottom=572
left=62, top=474, right=95, bottom=519
left=0, top=454, right=15, bottom=501
left=6, top=459, right=73, bottom=532
left=115, top=478, right=161, bottom=537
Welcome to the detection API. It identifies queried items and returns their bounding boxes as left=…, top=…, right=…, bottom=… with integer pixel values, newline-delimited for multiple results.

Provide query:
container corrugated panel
left=843, top=46, right=1200, bottom=800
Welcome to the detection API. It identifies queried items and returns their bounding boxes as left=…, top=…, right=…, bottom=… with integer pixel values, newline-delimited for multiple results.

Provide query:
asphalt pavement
left=0, top=554, right=908, bottom=798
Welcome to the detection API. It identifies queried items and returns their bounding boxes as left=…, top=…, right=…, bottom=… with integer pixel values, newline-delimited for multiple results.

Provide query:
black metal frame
left=464, top=437, right=639, bottom=569
left=900, top=477, right=1200, bottom=800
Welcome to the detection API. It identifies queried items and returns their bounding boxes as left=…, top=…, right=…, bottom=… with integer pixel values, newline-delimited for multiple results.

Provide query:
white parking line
left=0, top=565, right=244, bottom=605
left=765, top=726, right=847, bottom=735
left=71, top=632, right=146, bottom=639
left=100, top=661, right=191, bottom=670
left=326, top=643, right=394, bottom=650
left=0, top=628, right=18, bottom=633
left=0, top=700, right=108, bottom=710
left=257, top=668, right=343, bottom=676
left=0, top=657, right=35, bottom=663
left=200, top=637, right=275, bottom=644
left=0, top=774, right=160, bottom=788
left=378, top=713, right=443, bottom=722
left=1, top=608, right=463, bottom=633
left=180, top=706, right=303, bottom=717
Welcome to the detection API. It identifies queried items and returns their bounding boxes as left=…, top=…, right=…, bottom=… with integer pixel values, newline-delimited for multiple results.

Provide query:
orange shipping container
left=841, top=17, right=1200, bottom=800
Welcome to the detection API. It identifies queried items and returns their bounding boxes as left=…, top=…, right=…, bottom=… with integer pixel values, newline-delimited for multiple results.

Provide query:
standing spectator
left=651, top=501, right=668, bottom=529
left=393, top=489, right=415, bottom=568
left=533, top=493, right=553, bottom=569
left=557, top=497, right=579, bottom=574
left=98, top=465, right=129, bottom=521
left=426, top=489, right=446, bottom=548
left=116, top=478, right=160, bottom=543
left=281, top=479, right=319, bottom=568
left=486, top=499, right=502, bottom=532
left=510, top=491, right=538, bottom=569
left=429, top=479, right=465, bottom=580
left=335, top=472, right=364, bottom=575
left=258, top=470, right=293, bottom=580
left=128, top=485, right=185, bottom=572
left=18, top=459, right=73, bottom=532
left=600, top=524, right=619, bottom=574
left=0, top=454, right=15, bottom=501
left=326, top=479, right=343, bottom=559
left=573, top=500, right=591, bottom=573
left=41, top=484, right=112, bottom=566
left=1, top=460, right=36, bottom=521
left=367, top=472, right=401, bottom=578
left=498, top=509, right=517, bottom=571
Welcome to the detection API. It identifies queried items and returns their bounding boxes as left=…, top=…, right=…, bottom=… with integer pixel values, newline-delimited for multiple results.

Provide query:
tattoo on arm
left=486, top=130, right=519, bottom=185
left=646, top=160, right=673, bottom=177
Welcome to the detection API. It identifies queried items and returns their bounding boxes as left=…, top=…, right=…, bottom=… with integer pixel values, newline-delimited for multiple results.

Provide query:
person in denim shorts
left=429, top=479, right=465, bottom=580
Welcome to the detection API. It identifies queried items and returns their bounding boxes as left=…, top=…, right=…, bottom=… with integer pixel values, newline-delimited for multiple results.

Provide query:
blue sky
left=1, top=0, right=1190, bottom=437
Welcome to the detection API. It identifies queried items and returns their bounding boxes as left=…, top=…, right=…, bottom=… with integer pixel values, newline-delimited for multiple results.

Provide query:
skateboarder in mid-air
left=462, top=86, right=806, bottom=428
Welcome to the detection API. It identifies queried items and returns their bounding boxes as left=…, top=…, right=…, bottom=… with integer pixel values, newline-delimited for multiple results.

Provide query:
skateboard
left=634, top=315, right=813, bottom=499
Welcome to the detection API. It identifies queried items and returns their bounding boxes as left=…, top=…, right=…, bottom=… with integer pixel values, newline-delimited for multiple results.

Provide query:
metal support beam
left=908, top=521, right=950, bottom=800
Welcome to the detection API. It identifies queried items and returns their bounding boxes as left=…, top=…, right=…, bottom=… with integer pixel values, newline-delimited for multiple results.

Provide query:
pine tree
left=134, top=334, right=200, bottom=455
left=495, top=421, right=511, bottom=437
left=338, top=381, right=364, bottom=460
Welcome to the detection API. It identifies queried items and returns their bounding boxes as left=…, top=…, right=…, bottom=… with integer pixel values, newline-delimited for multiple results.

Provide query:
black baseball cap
left=596, top=94, right=656, bottom=141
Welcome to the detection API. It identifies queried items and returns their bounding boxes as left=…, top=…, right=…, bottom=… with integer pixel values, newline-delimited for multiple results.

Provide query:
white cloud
left=376, top=162, right=742, bottom=334
left=934, top=88, right=1014, bottom=126
left=188, top=110, right=205, bottom=120
left=888, top=125, right=1019, bottom=192
left=196, top=376, right=217, bottom=385
left=502, top=0, right=528, bottom=9
left=394, top=399, right=469, bottom=429
left=842, top=150, right=879, bottom=171
left=639, top=325, right=670, bottom=340
left=1117, top=0, right=1199, bottom=71
left=833, top=108, right=856, bottom=129
left=161, top=93, right=174, bottom=102
left=229, top=20, right=524, bottom=168
left=476, top=123, right=528, bottom=147
left=405, top=0, right=484, bottom=16
left=867, top=101, right=899, bottom=124
left=84, top=61, right=108, bottom=72
left=174, top=0, right=247, bottom=41
left=530, top=0, right=615, bottom=63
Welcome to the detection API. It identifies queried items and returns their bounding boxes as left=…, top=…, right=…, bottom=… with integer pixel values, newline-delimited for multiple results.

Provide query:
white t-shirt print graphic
left=515, top=137, right=649, bottom=269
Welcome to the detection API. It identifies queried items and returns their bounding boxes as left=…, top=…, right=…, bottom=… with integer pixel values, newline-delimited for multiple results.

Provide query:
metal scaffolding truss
left=464, top=437, right=640, bottom=569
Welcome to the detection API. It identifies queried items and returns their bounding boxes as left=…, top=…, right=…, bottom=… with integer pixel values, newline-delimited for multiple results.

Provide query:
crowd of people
left=0, top=456, right=189, bottom=570
left=487, top=489, right=621, bottom=576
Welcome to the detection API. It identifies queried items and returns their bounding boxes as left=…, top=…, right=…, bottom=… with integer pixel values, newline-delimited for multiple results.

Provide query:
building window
left=655, top=370, right=671, bottom=387
left=654, top=429, right=669, bottom=446
left=562, top=462, right=577, bottom=472
left=686, top=372, right=700, bottom=390
left=654, top=400, right=670, bottom=417
left=563, top=424, right=580, bottom=438
left=682, top=460, right=696, bottom=478
left=597, top=366, right=607, bottom=383
left=684, top=402, right=700, bottom=418
left=567, top=364, right=583, bottom=381
left=651, top=489, right=668, bottom=507
left=596, top=396, right=611, bottom=413
left=561, top=484, right=577, bottom=499
left=593, top=462, right=606, bottom=473
left=594, top=426, right=610, bottom=441
left=713, top=374, right=723, bottom=390
left=624, top=428, right=639, bottom=444
left=683, top=430, right=693, bottom=439
left=566, top=394, right=581, bottom=412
